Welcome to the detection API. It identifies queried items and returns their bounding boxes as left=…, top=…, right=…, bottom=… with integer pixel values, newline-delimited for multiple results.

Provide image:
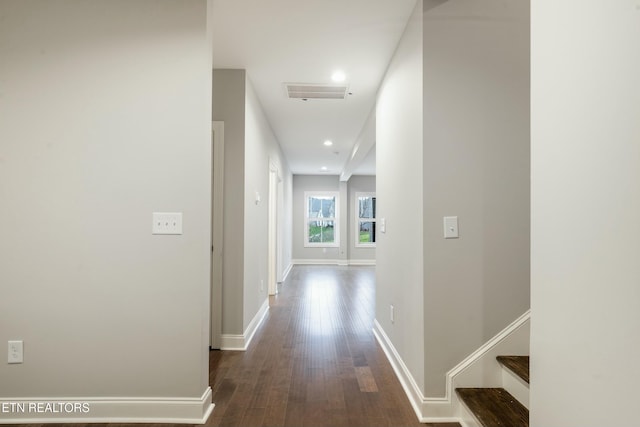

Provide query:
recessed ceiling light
left=331, top=70, right=346, bottom=83
left=321, top=166, right=328, bottom=171
left=323, top=140, right=333, bottom=147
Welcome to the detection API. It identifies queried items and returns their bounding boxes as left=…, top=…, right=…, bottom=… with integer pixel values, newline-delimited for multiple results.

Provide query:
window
left=304, top=192, right=339, bottom=247
left=355, top=192, right=376, bottom=247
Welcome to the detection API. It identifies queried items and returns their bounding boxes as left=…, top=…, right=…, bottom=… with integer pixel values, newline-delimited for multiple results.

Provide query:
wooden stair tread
left=496, top=355, right=529, bottom=384
left=456, top=388, right=528, bottom=427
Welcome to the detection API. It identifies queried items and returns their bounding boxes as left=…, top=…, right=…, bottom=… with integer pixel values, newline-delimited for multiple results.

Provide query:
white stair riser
left=457, top=397, right=483, bottom=427
left=501, top=366, right=529, bottom=409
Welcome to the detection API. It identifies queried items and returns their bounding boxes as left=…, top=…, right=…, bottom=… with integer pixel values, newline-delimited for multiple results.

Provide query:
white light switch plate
left=380, top=218, right=386, bottom=233
left=152, top=212, right=183, bottom=235
left=444, top=216, right=459, bottom=239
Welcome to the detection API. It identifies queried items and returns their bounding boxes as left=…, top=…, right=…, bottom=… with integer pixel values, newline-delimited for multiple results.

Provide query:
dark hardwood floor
left=12, top=266, right=459, bottom=427
left=206, top=266, right=456, bottom=427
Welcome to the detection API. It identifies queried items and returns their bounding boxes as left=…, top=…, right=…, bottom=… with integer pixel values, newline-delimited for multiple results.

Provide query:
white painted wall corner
left=220, top=298, right=269, bottom=351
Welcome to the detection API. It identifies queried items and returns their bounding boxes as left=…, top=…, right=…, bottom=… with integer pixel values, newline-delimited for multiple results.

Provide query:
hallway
left=207, top=266, right=457, bottom=427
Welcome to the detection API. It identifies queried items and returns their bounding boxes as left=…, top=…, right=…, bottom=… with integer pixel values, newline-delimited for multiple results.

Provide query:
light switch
left=380, top=218, right=386, bottom=233
left=444, top=216, right=459, bottom=239
left=152, top=212, right=183, bottom=235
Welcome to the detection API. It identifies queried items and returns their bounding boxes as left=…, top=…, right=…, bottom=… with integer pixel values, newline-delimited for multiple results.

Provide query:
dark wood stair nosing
left=456, top=387, right=529, bottom=427
left=496, top=355, right=529, bottom=384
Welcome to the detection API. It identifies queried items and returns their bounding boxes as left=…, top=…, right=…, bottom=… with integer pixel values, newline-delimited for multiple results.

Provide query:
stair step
left=456, top=388, right=528, bottom=427
left=496, top=355, right=529, bottom=384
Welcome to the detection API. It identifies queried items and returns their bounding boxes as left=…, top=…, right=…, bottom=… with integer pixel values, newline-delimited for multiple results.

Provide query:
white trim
left=292, top=259, right=375, bottom=266
left=281, top=263, right=293, bottom=282
left=373, top=320, right=456, bottom=423
left=447, top=309, right=530, bottom=396
left=210, top=120, right=224, bottom=350
left=0, top=388, right=213, bottom=425
left=372, top=319, right=424, bottom=421
left=268, top=160, right=281, bottom=296
left=220, top=298, right=269, bottom=351
left=348, top=259, right=376, bottom=266
left=292, top=258, right=343, bottom=265
left=219, top=334, right=245, bottom=351
left=373, top=310, right=530, bottom=421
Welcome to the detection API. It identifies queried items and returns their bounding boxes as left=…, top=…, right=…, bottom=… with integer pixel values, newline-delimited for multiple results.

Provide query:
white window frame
left=304, top=191, right=340, bottom=248
left=355, top=192, right=376, bottom=248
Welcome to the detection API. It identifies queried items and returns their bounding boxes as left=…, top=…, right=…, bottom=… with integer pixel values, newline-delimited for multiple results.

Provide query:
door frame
left=210, top=121, right=224, bottom=349
left=268, top=161, right=280, bottom=295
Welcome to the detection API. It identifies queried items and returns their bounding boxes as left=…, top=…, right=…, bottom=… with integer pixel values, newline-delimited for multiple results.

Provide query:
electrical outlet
left=390, top=305, right=395, bottom=323
left=8, top=340, right=23, bottom=364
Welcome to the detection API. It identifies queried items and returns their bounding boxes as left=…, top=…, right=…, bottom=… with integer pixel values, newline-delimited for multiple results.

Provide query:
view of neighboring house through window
left=356, top=192, right=376, bottom=247
left=304, top=192, right=339, bottom=247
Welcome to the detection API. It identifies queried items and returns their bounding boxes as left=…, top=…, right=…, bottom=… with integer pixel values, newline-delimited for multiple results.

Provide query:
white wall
left=531, top=1, right=640, bottom=425
left=244, top=77, right=292, bottom=328
left=0, top=0, right=211, bottom=414
left=213, top=70, right=292, bottom=335
left=422, top=0, right=530, bottom=396
left=375, top=0, right=425, bottom=393
left=347, top=175, right=376, bottom=261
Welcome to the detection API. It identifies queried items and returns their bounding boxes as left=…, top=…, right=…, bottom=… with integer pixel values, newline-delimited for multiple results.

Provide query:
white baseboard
left=0, top=387, right=213, bottom=424
left=373, top=310, right=530, bottom=422
left=281, top=263, right=293, bottom=282
left=292, top=259, right=376, bottom=266
left=348, top=259, right=376, bottom=266
left=372, top=320, right=457, bottom=423
left=220, top=298, right=269, bottom=351
left=292, top=258, right=343, bottom=265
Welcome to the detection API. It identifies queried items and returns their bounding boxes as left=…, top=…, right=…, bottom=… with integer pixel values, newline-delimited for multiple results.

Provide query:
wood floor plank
left=354, top=366, right=379, bottom=392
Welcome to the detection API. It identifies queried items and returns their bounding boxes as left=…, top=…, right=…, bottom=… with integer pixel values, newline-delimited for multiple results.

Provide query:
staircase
left=456, top=355, right=529, bottom=427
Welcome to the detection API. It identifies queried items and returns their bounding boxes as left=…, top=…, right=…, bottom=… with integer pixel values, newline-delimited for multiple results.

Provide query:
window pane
left=358, top=196, right=375, bottom=219
left=359, top=221, right=376, bottom=243
left=320, top=223, right=335, bottom=243
left=308, top=221, right=335, bottom=243
left=309, top=196, right=335, bottom=220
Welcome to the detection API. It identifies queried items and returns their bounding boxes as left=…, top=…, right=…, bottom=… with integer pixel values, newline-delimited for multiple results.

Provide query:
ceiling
left=212, top=0, right=417, bottom=176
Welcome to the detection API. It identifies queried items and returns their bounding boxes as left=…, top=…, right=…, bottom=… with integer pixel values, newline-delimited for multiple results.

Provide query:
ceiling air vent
left=284, top=83, right=349, bottom=100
